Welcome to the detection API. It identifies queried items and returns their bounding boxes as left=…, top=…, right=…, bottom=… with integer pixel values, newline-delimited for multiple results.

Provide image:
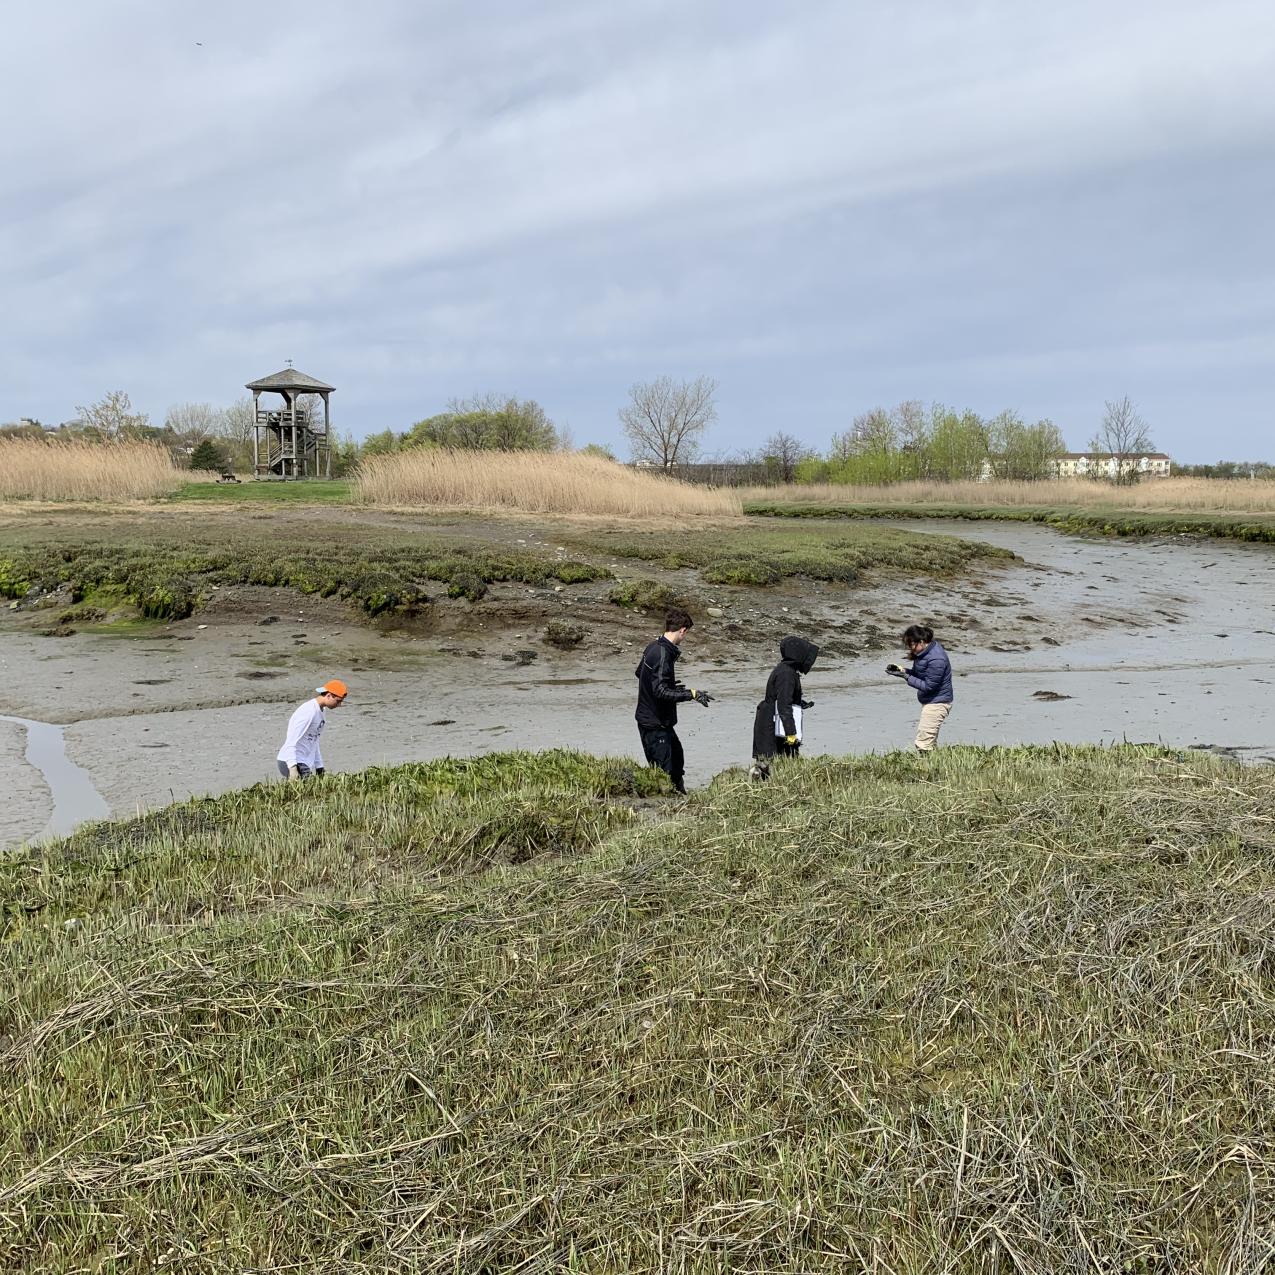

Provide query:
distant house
left=1053, top=452, right=1172, bottom=480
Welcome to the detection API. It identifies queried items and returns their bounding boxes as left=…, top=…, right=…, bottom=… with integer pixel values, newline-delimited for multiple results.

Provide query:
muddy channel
left=3, top=518, right=1273, bottom=847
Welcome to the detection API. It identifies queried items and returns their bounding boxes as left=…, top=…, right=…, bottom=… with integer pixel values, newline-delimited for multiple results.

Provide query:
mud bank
left=3, top=519, right=1274, bottom=844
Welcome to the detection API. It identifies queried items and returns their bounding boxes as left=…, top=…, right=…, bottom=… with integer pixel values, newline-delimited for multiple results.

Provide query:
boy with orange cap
left=277, top=680, right=347, bottom=780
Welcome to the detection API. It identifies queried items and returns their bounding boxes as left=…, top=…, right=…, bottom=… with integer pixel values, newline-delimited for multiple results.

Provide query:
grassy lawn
left=169, top=479, right=356, bottom=504
left=3, top=744, right=1271, bottom=1269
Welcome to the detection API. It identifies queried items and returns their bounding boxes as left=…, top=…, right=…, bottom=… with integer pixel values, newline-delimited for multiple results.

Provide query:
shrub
left=608, top=578, right=678, bottom=609
left=187, top=438, right=228, bottom=473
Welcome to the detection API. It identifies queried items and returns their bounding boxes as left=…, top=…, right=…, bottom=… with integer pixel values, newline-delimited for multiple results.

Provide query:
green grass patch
left=748, top=499, right=1275, bottom=542
left=0, top=526, right=610, bottom=620
left=169, top=480, right=356, bottom=504
left=568, top=521, right=1013, bottom=587
left=4, top=743, right=1271, bottom=1268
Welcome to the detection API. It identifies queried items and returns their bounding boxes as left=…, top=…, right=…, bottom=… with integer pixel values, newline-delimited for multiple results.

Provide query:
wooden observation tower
left=246, top=368, right=335, bottom=480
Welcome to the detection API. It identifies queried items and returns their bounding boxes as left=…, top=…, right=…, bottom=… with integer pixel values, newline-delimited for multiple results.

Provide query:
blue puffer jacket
left=906, top=641, right=953, bottom=704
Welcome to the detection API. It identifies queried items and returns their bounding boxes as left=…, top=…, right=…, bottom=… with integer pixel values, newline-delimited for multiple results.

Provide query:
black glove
left=690, top=689, right=714, bottom=706
left=799, top=699, right=815, bottom=709
left=885, top=663, right=909, bottom=679
left=315, top=767, right=326, bottom=778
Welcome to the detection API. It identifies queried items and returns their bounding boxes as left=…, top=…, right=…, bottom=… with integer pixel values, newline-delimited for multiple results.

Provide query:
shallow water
left=0, top=715, right=112, bottom=841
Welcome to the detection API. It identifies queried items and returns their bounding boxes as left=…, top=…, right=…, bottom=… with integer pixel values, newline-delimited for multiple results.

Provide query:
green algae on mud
left=0, top=533, right=611, bottom=620
left=747, top=498, right=1275, bottom=543
left=4, top=743, right=1274, bottom=1270
left=0, top=517, right=1017, bottom=626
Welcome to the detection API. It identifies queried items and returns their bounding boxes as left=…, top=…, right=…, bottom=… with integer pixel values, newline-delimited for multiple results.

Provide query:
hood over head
left=779, top=636, right=819, bottom=674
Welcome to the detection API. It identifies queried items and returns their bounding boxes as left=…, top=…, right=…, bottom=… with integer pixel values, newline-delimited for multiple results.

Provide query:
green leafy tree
left=925, top=405, right=988, bottom=481
left=359, top=429, right=400, bottom=458
left=330, top=432, right=363, bottom=477
left=985, top=411, right=1066, bottom=480
left=405, top=394, right=558, bottom=451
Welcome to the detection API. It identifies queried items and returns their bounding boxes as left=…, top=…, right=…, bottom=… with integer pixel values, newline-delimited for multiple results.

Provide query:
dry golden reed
left=0, top=439, right=180, bottom=502
left=356, top=449, right=742, bottom=516
left=745, top=476, right=1275, bottom=513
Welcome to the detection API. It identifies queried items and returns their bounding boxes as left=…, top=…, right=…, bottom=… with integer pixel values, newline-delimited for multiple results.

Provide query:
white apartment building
left=1053, top=452, right=1172, bottom=480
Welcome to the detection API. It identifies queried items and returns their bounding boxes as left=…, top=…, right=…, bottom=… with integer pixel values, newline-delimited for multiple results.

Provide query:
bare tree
left=1089, top=396, right=1155, bottom=485
left=215, top=397, right=257, bottom=450
left=165, top=401, right=219, bottom=437
left=892, top=400, right=927, bottom=452
left=762, top=431, right=812, bottom=484
left=75, top=390, right=150, bottom=439
left=297, top=393, right=328, bottom=429
left=851, top=408, right=896, bottom=455
left=619, top=376, right=717, bottom=468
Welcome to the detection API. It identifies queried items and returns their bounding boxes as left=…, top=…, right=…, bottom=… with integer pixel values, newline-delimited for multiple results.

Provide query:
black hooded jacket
left=753, top=636, right=819, bottom=757
left=635, top=635, right=693, bottom=730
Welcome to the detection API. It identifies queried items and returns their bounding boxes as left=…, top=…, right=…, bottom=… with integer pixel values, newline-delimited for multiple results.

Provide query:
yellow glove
left=785, top=735, right=798, bottom=745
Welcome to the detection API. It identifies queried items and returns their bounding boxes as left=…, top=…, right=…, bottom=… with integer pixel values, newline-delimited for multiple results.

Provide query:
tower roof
left=245, top=369, right=335, bottom=393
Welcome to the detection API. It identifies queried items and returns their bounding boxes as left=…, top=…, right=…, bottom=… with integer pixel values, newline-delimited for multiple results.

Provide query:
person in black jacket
left=634, top=607, right=713, bottom=794
left=751, top=636, right=819, bottom=776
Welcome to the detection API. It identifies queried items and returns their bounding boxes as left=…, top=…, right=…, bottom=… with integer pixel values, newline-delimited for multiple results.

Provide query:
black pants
left=639, top=727, right=685, bottom=794
left=775, top=739, right=801, bottom=760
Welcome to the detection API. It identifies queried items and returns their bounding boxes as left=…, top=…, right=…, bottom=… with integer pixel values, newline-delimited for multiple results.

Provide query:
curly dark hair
left=665, top=607, right=694, bottom=633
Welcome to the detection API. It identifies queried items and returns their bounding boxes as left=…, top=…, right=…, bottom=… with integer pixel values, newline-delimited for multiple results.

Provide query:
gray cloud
left=1, top=0, right=1272, bottom=458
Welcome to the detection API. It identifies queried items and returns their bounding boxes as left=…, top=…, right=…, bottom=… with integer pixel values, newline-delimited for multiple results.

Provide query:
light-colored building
left=1053, top=452, right=1171, bottom=480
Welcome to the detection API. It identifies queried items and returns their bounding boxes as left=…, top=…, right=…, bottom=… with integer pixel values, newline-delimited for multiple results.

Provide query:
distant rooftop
left=245, top=369, right=335, bottom=393
left=1059, top=452, right=1170, bottom=460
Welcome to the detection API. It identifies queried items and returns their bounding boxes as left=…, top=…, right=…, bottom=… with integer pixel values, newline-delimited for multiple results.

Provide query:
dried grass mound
left=356, top=449, right=741, bottom=517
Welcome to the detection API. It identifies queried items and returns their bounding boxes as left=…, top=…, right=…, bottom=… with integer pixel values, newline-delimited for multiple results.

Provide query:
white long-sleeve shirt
left=277, top=698, right=326, bottom=770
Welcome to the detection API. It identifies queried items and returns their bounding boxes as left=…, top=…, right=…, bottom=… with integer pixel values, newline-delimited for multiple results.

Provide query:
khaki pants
left=914, top=702, right=951, bottom=752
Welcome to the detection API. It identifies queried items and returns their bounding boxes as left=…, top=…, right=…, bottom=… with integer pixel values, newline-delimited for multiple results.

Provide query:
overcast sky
left=2, top=1, right=1272, bottom=460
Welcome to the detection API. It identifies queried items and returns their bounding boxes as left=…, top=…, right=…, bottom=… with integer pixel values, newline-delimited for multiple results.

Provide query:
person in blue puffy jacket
left=885, top=624, right=953, bottom=752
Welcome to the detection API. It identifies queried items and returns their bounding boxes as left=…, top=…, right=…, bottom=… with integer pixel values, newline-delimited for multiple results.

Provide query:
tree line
left=10, top=380, right=1232, bottom=488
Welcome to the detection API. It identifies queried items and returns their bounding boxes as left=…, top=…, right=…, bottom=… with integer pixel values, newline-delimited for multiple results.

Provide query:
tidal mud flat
left=2, top=513, right=1273, bottom=846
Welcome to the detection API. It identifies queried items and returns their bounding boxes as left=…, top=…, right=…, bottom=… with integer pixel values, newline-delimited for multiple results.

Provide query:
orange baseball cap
left=318, top=680, right=348, bottom=697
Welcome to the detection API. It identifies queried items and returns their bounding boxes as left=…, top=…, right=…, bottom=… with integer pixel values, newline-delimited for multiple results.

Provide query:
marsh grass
left=566, top=521, right=1015, bottom=586
left=0, top=440, right=180, bottom=502
left=746, top=477, right=1275, bottom=513
left=5, top=744, right=1274, bottom=1270
left=356, top=451, right=742, bottom=517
